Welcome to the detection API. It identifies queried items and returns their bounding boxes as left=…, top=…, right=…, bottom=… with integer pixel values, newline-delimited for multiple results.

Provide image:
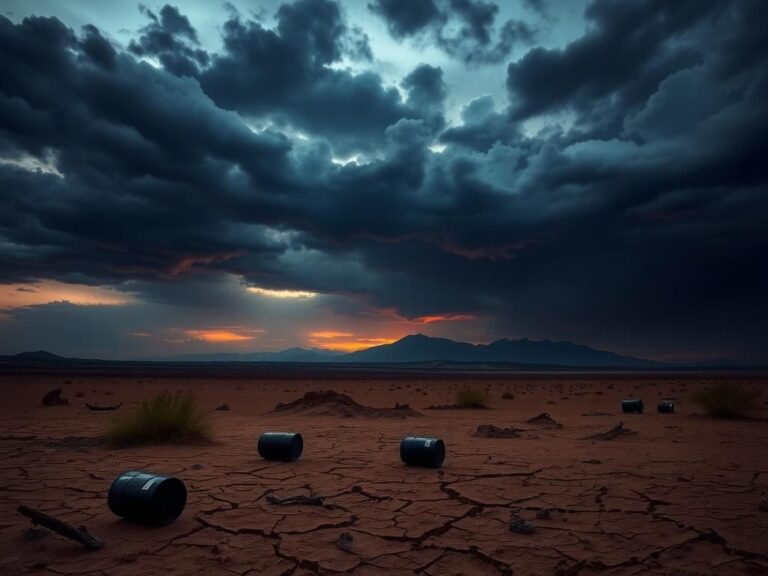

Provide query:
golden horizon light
left=0, top=280, right=134, bottom=309
left=183, top=328, right=264, bottom=343
left=247, top=286, right=317, bottom=299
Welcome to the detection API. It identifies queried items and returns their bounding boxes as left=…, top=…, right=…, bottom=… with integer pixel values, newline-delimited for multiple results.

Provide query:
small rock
left=535, top=509, right=552, bottom=520
left=759, top=499, right=768, bottom=513
left=582, top=459, right=602, bottom=464
left=215, top=404, right=230, bottom=411
left=42, top=388, right=68, bottom=406
left=509, top=513, right=535, bottom=534
left=336, top=532, right=354, bottom=552
left=74, top=391, right=85, bottom=398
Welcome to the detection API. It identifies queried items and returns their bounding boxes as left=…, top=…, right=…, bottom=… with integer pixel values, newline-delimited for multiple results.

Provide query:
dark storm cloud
left=370, top=0, right=534, bottom=64
left=0, top=13, right=292, bottom=288
left=128, top=4, right=209, bottom=77
left=1, top=0, right=767, bottom=362
left=199, top=0, right=427, bottom=151
left=369, top=0, right=440, bottom=37
left=505, top=0, right=723, bottom=122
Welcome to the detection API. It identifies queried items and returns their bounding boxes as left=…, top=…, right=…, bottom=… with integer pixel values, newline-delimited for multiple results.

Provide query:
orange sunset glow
left=307, top=330, right=397, bottom=352
left=183, top=329, right=264, bottom=343
left=0, top=280, right=133, bottom=308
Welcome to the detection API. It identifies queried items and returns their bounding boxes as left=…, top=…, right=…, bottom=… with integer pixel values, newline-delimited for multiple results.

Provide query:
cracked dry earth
left=1, top=373, right=767, bottom=576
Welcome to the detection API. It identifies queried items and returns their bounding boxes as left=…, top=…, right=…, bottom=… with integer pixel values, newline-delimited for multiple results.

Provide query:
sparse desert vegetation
left=456, top=386, right=488, bottom=408
left=107, top=391, right=211, bottom=446
left=692, top=383, right=760, bottom=418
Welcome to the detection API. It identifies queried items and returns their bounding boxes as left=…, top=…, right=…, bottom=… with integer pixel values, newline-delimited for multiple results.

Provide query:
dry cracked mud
left=1, top=373, right=767, bottom=575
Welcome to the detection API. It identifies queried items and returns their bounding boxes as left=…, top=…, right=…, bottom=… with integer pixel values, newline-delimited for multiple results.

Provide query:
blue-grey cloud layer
left=0, top=0, right=766, bottom=361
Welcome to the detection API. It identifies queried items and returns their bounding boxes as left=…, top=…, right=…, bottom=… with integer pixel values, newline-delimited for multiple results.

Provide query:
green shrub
left=108, top=391, right=212, bottom=446
left=456, top=386, right=488, bottom=408
left=692, top=383, right=760, bottom=418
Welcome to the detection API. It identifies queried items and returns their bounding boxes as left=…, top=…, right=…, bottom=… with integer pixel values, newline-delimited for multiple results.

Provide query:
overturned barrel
left=400, top=436, right=445, bottom=468
left=621, top=399, right=644, bottom=413
left=108, top=471, right=187, bottom=526
left=258, top=432, right=303, bottom=462
left=658, top=400, right=675, bottom=413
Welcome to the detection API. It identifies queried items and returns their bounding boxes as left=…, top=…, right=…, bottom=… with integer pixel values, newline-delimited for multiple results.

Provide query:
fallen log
left=86, top=402, right=123, bottom=411
left=586, top=421, right=636, bottom=440
left=17, top=505, right=104, bottom=551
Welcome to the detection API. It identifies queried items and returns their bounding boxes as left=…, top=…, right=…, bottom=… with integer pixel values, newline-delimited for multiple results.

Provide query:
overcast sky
left=0, top=0, right=766, bottom=362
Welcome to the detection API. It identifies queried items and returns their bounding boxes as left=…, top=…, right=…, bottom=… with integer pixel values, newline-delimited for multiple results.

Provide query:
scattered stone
left=582, top=459, right=602, bottom=464
left=582, top=411, right=612, bottom=416
left=41, top=388, right=68, bottom=407
left=215, top=404, right=230, bottom=411
left=526, top=412, right=563, bottom=429
left=759, top=498, right=768, bottom=513
left=74, top=391, right=85, bottom=398
left=190, top=463, right=205, bottom=470
left=336, top=532, right=353, bottom=552
left=275, top=390, right=421, bottom=418
left=473, top=424, right=522, bottom=438
left=535, top=509, right=552, bottom=520
left=508, top=513, right=535, bottom=534
left=501, top=392, right=515, bottom=400
left=266, top=494, right=324, bottom=506
left=86, top=402, right=122, bottom=411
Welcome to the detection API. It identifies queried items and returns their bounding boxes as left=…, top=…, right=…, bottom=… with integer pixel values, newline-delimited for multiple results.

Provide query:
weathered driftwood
left=86, top=402, right=123, bottom=411
left=266, top=494, right=324, bottom=506
left=17, top=505, right=104, bottom=550
left=587, top=421, right=636, bottom=440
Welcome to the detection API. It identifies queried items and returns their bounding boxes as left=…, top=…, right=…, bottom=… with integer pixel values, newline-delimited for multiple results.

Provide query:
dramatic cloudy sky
left=0, top=0, right=766, bottom=362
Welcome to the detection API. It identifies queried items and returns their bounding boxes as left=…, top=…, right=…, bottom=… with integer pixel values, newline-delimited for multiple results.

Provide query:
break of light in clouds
left=0, top=0, right=766, bottom=362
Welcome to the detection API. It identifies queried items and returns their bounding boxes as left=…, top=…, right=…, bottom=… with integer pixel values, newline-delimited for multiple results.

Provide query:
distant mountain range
left=155, top=347, right=342, bottom=363
left=2, top=335, right=663, bottom=368
left=339, top=334, right=658, bottom=367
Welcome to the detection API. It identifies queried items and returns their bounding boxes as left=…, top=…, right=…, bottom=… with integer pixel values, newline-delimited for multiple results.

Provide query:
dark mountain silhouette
left=153, top=347, right=342, bottom=363
left=2, top=336, right=660, bottom=368
left=340, top=334, right=659, bottom=367
left=12, top=350, right=66, bottom=362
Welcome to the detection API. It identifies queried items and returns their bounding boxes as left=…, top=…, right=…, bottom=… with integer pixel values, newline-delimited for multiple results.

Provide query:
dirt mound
left=42, top=388, right=68, bottom=406
left=526, top=412, right=562, bottom=428
left=473, top=424, right=522, bottom=438
left=274, top=390, right=421, bottom=418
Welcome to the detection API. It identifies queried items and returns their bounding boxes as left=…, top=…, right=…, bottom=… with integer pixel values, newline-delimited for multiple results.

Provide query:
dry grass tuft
left=692, top=383, right=760, bottom=418
left=108, top=391, right=211, bottom=446
left=456, top=386, right=488, bottom=408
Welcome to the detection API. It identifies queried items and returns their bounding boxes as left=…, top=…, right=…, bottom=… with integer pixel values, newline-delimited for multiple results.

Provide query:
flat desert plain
left=1, top=372, right=767, bottom=576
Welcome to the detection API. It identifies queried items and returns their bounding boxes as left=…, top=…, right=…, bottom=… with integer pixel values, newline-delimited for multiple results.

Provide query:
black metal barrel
left=400, top=436, right=445, bottom=468
left=621, top=399, right=644, bottom=413
left=108, top=471, right=187, bottom=526
left=258, top=432, right=303, bottom=462
left=658, top=400, right=675, bottom=413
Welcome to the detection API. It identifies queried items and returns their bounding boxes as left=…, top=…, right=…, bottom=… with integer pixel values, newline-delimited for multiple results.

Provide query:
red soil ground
left=1, top=372, right=767, bottom=575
